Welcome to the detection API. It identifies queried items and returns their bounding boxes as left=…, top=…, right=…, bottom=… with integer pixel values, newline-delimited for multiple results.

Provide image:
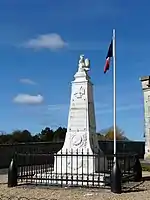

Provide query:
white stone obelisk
left=140, top=76, right=150, bottom=160
left=53, top=55, right=107, bottom=175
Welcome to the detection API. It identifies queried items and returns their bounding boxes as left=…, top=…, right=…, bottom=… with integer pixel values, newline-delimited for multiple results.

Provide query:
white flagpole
left=113, top=29, right=116, bottom=162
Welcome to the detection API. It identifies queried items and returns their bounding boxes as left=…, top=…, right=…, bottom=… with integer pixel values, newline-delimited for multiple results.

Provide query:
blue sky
left=0, top=0, right=149, bottom=141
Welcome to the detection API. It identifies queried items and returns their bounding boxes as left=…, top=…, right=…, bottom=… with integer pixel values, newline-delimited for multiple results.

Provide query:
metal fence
left=99, top=141, right=145, bottom=159
left=0, top=142, right=63, bottom=169
left=8, top=149, right=141, bottom=191
left=0, top=140, right=144, bottom=169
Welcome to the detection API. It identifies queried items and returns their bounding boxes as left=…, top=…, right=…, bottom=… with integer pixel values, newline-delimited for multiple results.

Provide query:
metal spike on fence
left=8, top=154, right=18, bottom=187
left=133, top=156, right=142, bottom=182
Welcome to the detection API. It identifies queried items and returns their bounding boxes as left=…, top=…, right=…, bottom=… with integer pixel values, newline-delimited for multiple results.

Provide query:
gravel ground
left=0, top=169, right=150, bottom=200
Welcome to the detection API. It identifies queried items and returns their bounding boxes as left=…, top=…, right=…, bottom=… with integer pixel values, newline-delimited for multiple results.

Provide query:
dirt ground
left=1, top=169, right=150, bottom=200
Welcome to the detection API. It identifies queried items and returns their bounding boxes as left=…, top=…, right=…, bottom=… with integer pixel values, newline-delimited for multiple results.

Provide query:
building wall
left=140, top=76, right=150, bottom=159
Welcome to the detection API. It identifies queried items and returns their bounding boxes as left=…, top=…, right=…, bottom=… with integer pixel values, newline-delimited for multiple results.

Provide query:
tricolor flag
left=104, top=40, right=113, bottom=74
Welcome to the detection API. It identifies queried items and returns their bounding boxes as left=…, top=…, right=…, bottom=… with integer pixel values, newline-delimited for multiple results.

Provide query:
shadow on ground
left=0, top=169, right=8, bottom=175
left=122, top=181, right=147, bottom=193
left=142, top=176, right=150, bottom=181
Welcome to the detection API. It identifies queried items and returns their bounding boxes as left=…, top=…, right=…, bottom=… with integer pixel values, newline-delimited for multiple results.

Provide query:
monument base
left=53, top=149, right=108, bottom=175
left=34, top=150, right=108, bottom=187
left=144, top=153, right=150, bottom=160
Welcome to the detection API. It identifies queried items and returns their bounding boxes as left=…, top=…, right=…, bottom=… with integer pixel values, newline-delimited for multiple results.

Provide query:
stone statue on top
left=78, top=55, right=90, bottom=72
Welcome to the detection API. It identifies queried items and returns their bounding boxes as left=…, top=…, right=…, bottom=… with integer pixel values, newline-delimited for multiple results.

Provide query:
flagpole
left=113, top=29, right=116, bottom=162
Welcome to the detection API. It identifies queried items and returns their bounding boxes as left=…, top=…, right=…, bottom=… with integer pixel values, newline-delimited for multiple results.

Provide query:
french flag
left=104, top=40, right=113, bottom=74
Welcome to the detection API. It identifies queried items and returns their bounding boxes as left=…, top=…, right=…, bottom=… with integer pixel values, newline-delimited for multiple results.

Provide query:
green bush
left=141, top=163, right=150, bottom=172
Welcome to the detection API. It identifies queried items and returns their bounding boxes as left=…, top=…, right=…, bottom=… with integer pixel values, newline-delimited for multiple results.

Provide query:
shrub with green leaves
left=141, top=163, right=150, bottom=172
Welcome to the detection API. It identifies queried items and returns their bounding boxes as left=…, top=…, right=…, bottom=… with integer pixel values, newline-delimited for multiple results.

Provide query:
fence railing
left=0, top=140, right=144, bottom=169
left=8, top=150, right=142, bottom=193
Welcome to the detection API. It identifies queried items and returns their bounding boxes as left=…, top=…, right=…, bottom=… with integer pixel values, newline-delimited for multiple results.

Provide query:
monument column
left=54, top=55, right=107, bottom=175
left=140, top=76, right=150, bottom=159
left=61, top=57, right=99, bottom=154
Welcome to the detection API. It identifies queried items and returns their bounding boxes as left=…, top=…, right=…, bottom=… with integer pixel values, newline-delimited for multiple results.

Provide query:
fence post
left=111, top=158, right=122, bottom=194
left=8, top=154, right=18, bottom=187
left=133, top=156, right=142, bottom=182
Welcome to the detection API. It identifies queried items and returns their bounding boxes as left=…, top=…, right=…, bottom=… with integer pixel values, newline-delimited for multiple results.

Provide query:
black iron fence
left=99, top=141, right=145, bottom=159
left=0, top=140, right=144, bottom=169
left=0, top=142, right=63, bottom=169
left=8, top=150, right=142, bottom=193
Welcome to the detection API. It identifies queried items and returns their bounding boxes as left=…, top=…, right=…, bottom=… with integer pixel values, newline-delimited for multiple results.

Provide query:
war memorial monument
left=36, top=55, right=108, bottom=185
left=8, top=55, right=142, bottom=194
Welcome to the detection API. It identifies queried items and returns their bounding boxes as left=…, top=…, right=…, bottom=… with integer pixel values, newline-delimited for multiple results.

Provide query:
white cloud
left=96, top=104, right=142, bottom=115
left=20, top=78, right=36, bottom=85
left=13, top=94, right=44, bottom=104
left=47, top=103, right=142, bottom=115
left=23, top=33, right=67, bottom=50
left=117, top=104, right=143, bottom=112
left=48, top=104, right=68, bottom=111
left=67, top=41, right=106, bottom=51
